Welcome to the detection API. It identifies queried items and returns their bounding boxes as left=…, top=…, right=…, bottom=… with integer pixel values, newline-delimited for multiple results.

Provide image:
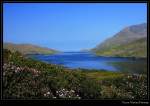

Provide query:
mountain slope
left=3, top=42, right=58, bottom=55
left=92, top=23, right=147, bottom=57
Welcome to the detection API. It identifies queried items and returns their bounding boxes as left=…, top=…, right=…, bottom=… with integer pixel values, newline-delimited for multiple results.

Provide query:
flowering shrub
left=100, top=74, right=147, bottom=99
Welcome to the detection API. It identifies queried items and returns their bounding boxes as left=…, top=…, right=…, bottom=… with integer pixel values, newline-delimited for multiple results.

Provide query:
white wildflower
left=70, top=90, right=75, bottom=93
left=15, top=70, right=18, bottom=73
left=47, top=92, right=50, bottom=95
left=44, top=94, right=47, bottom=97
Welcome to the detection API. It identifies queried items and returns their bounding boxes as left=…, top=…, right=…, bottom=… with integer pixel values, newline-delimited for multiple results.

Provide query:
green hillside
left=92, top=23, right=147, bottom=57
left=3, top=42, right=58, bottom=55
left=95, top=37, right=147, bottom=57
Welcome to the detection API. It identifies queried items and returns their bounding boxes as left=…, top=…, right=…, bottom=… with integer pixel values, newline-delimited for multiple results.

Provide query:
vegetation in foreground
left=3, top=49, right=147, bottom=99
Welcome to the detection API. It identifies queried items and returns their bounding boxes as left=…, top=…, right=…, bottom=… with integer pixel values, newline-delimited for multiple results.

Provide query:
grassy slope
left=95, top=37, right=147, bottom=57
left=3, top=42, right=58, bottom=55
left=93, top=23, right=147, bottom=58
left=84, top=71, right=124, bottom=80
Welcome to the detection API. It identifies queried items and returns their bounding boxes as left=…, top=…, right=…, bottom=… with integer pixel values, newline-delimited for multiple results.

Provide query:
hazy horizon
left=3, top=3, right=147, bottom=51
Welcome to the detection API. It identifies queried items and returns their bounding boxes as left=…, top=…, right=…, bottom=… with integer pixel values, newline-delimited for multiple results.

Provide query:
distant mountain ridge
left=3, top=42, right=58, bottom=55
left=92, top=23, right=147, bottom=57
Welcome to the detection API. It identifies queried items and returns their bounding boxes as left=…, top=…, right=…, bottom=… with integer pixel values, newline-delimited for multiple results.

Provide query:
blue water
left=28, top=52, right=147, bottom=73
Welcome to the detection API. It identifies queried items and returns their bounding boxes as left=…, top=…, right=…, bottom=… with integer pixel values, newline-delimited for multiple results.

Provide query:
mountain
left=80, top=49, right=90, bottom=52
left=92, top=23, right=147, bottom=57
left=3, top=42, right=59, bottom=55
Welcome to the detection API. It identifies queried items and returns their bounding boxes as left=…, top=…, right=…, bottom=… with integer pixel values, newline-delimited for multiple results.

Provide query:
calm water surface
left=28, top=52, right=147, bottom=74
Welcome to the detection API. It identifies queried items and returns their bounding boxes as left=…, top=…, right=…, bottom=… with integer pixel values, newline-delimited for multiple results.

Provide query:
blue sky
left=3, top=3, right=147, bottom=51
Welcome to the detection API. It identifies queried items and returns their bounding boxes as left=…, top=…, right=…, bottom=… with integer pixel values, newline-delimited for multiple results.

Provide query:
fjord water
left=29, top=52, right=147, bottom=74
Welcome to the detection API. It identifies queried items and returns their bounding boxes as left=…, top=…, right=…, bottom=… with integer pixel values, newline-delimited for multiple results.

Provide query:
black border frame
left=0, top=0, right=149, bottom=105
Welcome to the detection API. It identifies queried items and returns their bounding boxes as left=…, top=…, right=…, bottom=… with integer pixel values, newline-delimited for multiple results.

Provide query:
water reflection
left=108, top=61, right=147, bottom=74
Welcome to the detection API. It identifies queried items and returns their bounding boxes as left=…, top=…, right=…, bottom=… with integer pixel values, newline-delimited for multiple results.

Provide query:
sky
left=3, top=3, right=147, bottom=51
